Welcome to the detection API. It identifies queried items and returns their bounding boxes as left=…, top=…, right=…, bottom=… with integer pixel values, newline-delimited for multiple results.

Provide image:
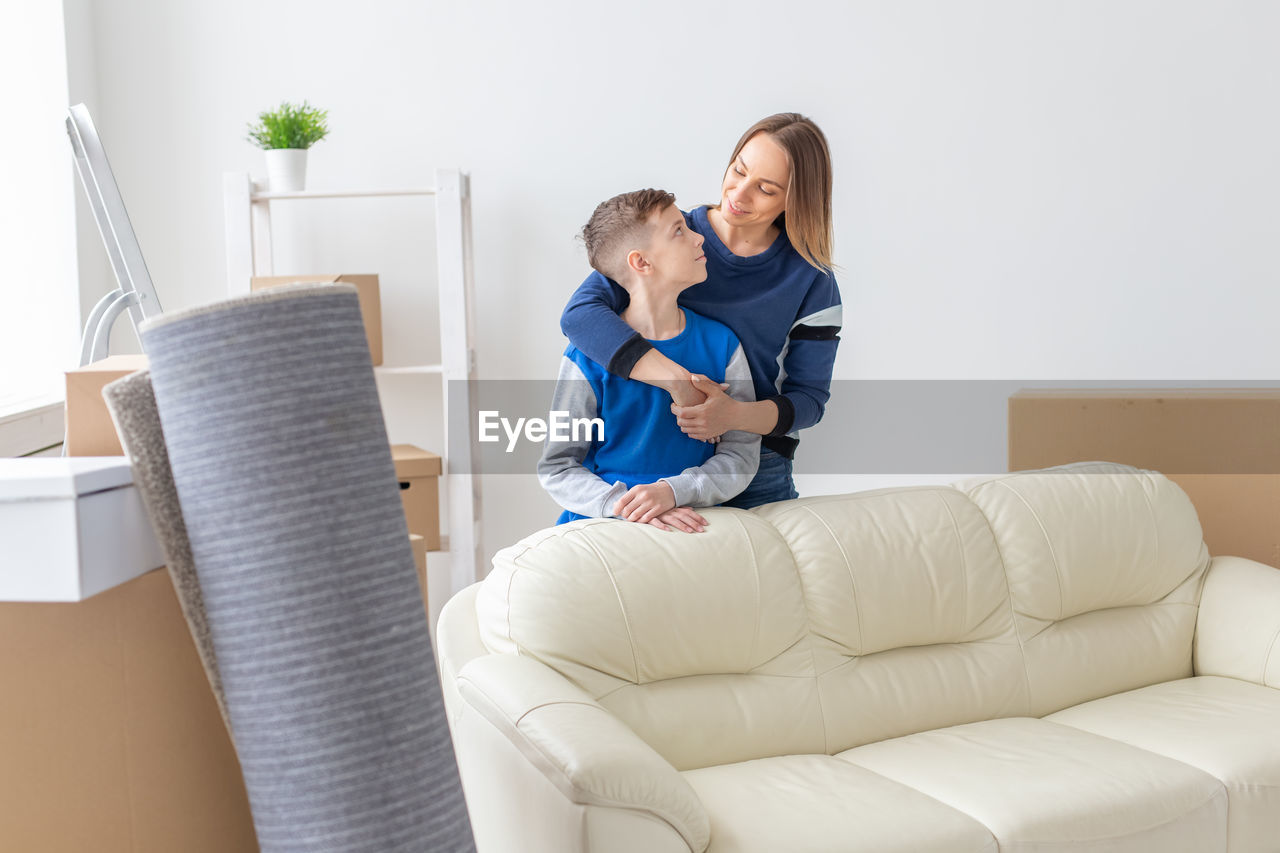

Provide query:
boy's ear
left=626, top=249, right=651, bottom=276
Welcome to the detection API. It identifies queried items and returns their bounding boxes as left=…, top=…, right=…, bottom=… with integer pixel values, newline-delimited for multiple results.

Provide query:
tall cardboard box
left=1009, top=390, right=1280, bottom=568
left=65, top=354, right=149, bottom=456
left=392, top=444, right=442, bottom=551
left=250, top=275, right=382, bottom=365
left=0, top=568, right=258, bottom=851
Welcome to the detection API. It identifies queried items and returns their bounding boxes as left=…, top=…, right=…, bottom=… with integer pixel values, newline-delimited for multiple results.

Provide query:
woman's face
left=720, top=132, right=790, bottom=228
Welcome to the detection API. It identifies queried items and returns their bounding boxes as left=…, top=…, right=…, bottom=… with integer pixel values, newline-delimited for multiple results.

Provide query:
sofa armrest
left=1194, top=556, right=1280, bottom=688
left=456, top=653, right=710, bottom=852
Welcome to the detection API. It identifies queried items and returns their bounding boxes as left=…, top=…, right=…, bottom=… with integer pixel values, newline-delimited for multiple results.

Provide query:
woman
left=560, top=112, right=841, bottom=509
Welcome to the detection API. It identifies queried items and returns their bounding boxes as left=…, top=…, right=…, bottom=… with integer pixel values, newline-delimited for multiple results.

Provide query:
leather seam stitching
left=969, top=483, right=1034, bottom=715
left=935, top=491, right=970, bottom=635
left=1034, top=718, right=1228, bottom=839
left=1136, top=474, right=1163, bottom=597
left=795, top=506, right=847, bottom=757
left=729, top=513, right=763, bottom=673
left=1005, top=786, right=1222, bottom=847
left=503, top=550, right=526, bottom=649
left=515, top=699, right=601, bottom=728
left=813, top=637, right=1026, bottom=680
left=765, top=514, right=831, bottom=755
left=1261, top=622, right=1280, bottom=686
left=995, top=480, right=1068, bottom=622
left=581, top=536, right=642, bottom=685
left=800, top=504, right=865, bottom=655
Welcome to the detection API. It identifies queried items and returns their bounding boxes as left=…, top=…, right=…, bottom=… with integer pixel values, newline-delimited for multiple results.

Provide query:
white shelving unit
left=222, top=169, right=483, bottom=593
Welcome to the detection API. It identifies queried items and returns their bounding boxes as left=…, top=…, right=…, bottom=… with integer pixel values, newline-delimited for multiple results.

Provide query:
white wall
left=66, top=0, right=1280, bottom=571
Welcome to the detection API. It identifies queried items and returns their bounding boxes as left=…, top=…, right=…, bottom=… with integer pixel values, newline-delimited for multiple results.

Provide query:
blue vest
left=558, top=309, right=740, bottom=524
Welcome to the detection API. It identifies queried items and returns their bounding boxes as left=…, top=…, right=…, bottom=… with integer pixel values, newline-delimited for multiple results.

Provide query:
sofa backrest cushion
left=962, top=462, right=1210, bottom=716
left=476, top=512, right=826, bottom=771
left=753, top=487, right=1029, bottom=753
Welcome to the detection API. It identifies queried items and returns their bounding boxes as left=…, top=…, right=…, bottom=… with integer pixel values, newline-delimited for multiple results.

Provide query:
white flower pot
left=265, top=148, right=308, bottom=192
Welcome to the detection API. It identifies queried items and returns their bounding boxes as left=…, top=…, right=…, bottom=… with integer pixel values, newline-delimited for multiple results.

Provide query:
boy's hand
left=671, top=375, right=737, bottom=441
left=647, top=506, right=710, bottom=533
left=613, top=481, right=677, bottom=524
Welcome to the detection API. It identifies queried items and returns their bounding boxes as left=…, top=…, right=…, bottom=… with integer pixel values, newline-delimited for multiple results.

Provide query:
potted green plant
left=246, top=101, right=329, bottom=192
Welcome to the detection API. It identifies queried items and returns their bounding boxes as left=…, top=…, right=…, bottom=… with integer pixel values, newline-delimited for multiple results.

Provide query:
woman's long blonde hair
left=725, top=113, right=833, bottom=272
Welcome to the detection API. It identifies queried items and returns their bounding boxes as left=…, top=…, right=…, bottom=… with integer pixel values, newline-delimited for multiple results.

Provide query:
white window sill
left=0, top=396, right=66, bottom=457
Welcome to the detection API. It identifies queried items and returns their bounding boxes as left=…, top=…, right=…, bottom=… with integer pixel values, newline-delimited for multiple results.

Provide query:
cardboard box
left=410, top=533, right=428, bottom=614
left=65, top=354, right=149, bottom=456
left=392, top=444, right=442, bottom=551
left=250, top=274, right=382, bottom=365
left=0, top=458, right=164, bottom=601
left=1009, top=390, right=1280, bottom=568
left=0, top=568, right=258, bottom=852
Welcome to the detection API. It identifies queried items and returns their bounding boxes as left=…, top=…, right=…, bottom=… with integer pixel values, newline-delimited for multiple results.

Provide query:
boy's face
left=639, top=204, right=708, bottom=289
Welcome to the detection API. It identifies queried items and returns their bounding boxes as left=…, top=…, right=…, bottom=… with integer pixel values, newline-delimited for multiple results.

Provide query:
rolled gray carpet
left=102, top=368, right=231, bottom=734
left=139, top=283, right=474, bottom=852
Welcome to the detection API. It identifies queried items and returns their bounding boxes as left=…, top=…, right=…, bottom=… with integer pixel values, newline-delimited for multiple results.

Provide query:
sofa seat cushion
left=1048, top=676, right=1280, bottom=852
left=839, top=717, right=1227, bottom=852
left=682, top=754, right=996, bottom=853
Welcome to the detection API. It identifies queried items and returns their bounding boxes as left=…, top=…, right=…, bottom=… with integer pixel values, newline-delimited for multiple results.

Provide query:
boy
left=538, top=189, right=759, bottom=532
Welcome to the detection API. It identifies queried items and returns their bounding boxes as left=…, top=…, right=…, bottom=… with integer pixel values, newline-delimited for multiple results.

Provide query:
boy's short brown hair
left=581, top=188, right=676, bottom=283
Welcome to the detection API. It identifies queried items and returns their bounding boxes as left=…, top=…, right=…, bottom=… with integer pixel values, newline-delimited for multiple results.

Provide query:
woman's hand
left=671, top=375, right=739, bottom=441
left=613, top=481, right=677, bottom=524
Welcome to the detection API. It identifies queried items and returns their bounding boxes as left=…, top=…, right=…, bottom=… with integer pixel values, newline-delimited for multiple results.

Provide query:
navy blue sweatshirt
left=559, top=205, right=841, bottom=458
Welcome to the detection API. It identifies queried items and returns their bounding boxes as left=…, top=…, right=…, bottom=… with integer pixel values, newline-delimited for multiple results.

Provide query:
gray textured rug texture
left=138, top=283, right=474, bottom=852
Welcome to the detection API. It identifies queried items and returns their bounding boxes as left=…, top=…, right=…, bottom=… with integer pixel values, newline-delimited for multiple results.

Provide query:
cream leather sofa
left=436, top=463, right=1280, bottom=852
